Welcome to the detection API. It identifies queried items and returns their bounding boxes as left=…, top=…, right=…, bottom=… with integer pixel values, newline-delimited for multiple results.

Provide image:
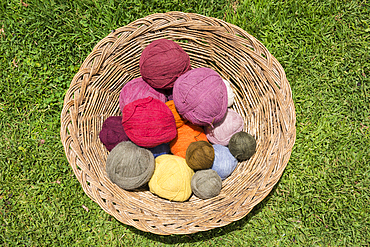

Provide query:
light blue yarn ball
left=148, top=143, right=171, bottom=158
left=211, top=144, right=238, bottom=180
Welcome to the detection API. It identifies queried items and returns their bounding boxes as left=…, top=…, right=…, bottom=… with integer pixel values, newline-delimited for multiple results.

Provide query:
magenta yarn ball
left=121, top=97, right=177, bottom=148
left=173, top=67, right=228, bottom=126
left=119, top=77, right=167, bottom=113
left=205, top=109, right=244, bottom=146
left=139, top=39, right=191, bottom=89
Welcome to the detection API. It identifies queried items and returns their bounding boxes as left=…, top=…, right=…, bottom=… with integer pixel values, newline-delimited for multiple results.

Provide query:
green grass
left=0, top=0, right=369, bottom=245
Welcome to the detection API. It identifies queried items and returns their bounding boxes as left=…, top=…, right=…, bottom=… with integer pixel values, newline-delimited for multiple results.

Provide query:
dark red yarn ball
left=99, top=116, right=129, bottom=151
left=139, top=39, right=191, bottom=89
left=121, top=97, right=177, bottom=148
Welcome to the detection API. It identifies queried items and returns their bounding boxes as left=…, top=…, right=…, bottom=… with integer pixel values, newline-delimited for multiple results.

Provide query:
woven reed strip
left=60, top=12, right=296, bottom=235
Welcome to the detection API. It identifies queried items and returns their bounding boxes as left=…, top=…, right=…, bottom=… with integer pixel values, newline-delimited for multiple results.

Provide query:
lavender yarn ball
left=211, top=144, right=238, bottom=180
left=173, top=67, right=228, bottom=126
left=119, top=77, right=167, bottom=113
left=148, top=143, right=170, bottom=158
left=191, top=169, right=222, bottom=199
left=106, top=141, right=155, bottom=190
left=205, top=109, right=244, bottom=146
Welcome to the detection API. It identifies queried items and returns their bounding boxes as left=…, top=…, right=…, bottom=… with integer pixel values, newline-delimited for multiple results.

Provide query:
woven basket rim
left=60, top=11, right=296, bottom=235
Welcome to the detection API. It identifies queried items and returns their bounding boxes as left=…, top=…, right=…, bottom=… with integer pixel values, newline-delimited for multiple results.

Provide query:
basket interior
left=60, top=12, right=296, bottom=235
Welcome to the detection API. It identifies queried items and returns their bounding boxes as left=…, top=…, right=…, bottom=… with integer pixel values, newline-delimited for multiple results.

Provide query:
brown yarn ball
left=191, top=169, right=222, bottom=199
left=185, top=141, right=214, bottom=170
left=165, top=100, right=188, bottom=128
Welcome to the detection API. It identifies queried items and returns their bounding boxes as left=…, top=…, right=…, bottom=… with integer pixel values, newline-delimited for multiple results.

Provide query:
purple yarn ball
left=205, top=109, right=244, bottom=146
left=119, top=77, right=167, bottom=113
left=99, top=116, right=129, bottom=151
left=173, top=67, right=228, bottom=126
left=211, top=144, right=238, bottom=180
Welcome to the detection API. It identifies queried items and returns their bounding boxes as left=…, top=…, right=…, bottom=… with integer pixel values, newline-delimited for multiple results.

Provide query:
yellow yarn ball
left=149, top=154, right=194, bottom=202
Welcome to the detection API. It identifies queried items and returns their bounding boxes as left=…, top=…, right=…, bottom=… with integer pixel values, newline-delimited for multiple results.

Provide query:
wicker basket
left=60, top=12, right=296, bottom=235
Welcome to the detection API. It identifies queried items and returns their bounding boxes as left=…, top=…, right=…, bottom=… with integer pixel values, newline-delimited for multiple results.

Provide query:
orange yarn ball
left=170, top=122, right=209, bottom=158
left=165, top=100, right=188, bottom=129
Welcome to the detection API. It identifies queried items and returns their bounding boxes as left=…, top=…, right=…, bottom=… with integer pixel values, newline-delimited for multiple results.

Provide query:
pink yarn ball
left=119, top=77, right=167, bottom=113
left=173, top=67, right=228, bottom=126
left=205, top=109, right=244, bottom=146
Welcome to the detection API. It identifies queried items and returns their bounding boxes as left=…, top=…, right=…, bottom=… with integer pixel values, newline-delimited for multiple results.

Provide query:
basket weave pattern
left=60, top=12, right=296, bottom=235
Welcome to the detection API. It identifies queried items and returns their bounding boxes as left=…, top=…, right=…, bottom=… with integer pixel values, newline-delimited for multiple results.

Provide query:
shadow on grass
left=127, top=180, right=281, bottom=244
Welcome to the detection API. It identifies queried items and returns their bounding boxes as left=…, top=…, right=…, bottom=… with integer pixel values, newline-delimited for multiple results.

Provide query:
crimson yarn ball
left=99, top=116, right=129, bottom=151
left=119, top=77, right=167, bottom=113
left=139, top=39, right=191, bottom=89
left=121, top=97, right=177, bottom=148
left=173, top=67, right=228, bottom=126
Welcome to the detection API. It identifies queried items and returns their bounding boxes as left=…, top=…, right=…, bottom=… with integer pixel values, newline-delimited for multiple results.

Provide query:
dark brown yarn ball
left=185, top=141, right=215, bottom=170
left=228, top=132, right=256, bottom=161
left=191, top=169, right=222, bottom=199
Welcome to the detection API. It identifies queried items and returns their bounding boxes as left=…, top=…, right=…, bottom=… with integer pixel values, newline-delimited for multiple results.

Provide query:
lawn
left=0, top=0, right=369, bottom=246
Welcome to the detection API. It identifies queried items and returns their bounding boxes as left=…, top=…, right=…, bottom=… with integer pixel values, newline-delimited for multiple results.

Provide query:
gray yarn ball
left=191, top=169, right=222, bottom=199
left=106, top=141, right=155, bottom=190
left=228, top=132, right=256, bottom=161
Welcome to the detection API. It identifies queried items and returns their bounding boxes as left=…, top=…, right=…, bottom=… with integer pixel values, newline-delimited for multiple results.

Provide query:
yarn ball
left=118, top=77, right=167, bottom=113
left=140, top=39, right=191, bottom=89
left=148, top=154, right=194, bottom=202
left=99, top=116, right=129, bottom=151
left=148, top=143, right=170, bottom=158
left=165, top=100, right=188, bottom=128
left=205, top=109, right=244, bottom=146
left=211, top=144, right=238, bottom=180
left=173, top=67, right=228, bottom=126
left=228, top=132, right=257, bottom=161
left=222, top=79, right=235, bottom=107
left=191, top=169, right=222, bottom=199
left=169, top=122, right=209, bottom=159
left=185, top=141, right=214, bottom=170
left=106, top=141, right=155, bottom=190
left=121, top=97, right=177, bottom=148
left=162, top=88, right=173, bottom=101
